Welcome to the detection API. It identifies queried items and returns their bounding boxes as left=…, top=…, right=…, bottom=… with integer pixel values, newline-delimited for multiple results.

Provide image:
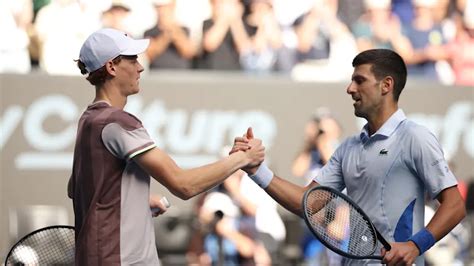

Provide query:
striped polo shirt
left=69, top=101, right=159, bottom=265
left=314, top=109, right=457, bottom=265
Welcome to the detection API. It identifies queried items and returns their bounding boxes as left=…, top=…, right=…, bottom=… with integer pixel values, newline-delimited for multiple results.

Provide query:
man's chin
left=354, top=109, right=365, bottom=119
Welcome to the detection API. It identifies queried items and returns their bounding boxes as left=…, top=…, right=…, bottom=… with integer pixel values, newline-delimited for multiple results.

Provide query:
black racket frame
left=5, top=225, right=75, bottom=264
left=302, top=186, right=391, bottom=260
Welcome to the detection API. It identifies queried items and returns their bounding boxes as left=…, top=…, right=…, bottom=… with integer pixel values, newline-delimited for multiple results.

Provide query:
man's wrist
left=408, top=228, right=436, bottom=255
left=249, top=162, right=273, bottom=188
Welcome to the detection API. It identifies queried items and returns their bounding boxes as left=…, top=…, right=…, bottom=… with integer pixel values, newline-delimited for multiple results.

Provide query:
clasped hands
left=230, top=127, right=265, bottom=175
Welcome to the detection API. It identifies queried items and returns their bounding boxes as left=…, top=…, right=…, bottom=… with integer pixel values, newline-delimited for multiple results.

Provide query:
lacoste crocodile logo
left=379, top=149, right=388, bottom=155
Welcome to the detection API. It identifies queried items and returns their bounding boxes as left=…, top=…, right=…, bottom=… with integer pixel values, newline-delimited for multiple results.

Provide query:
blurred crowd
left=1, top=0, right=473, bottom=85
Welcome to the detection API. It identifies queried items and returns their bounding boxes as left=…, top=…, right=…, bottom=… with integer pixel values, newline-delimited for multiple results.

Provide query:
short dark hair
left=75, top=56, right=123, bottom=87
left=352, top=49, right=407, bottom=101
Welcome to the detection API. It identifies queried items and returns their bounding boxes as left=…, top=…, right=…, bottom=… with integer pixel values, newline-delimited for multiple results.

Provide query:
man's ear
left=105, top=61, right=117, bottom=77
left=381, top=76, right=394, bottom=96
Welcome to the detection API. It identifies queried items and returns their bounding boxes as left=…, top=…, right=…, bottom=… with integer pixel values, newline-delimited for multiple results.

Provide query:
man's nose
left=346, top=82, right=355, bottom=94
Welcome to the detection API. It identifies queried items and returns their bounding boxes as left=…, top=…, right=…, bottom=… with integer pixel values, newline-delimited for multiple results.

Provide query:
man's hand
left=150, top=196, right=170, bottom=217
left=381, top=241, right=419, bottom=265
left=244, top=137, right=264, bottom=169
left=230, top=127, right=264, bottom=175
left=229, top=127, right=253, bottom=154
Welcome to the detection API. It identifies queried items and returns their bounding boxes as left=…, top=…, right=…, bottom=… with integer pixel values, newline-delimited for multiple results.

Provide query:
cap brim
left=121, top=39, right=150, bottom=56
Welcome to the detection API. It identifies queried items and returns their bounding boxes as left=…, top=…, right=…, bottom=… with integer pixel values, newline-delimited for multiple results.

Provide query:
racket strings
left=305, top=190, right=377, bottom=257
left=7, top=227, right=75, bottom=265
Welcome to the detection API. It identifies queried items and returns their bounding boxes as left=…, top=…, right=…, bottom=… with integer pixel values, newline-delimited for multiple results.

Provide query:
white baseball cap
left=79, top=28, right=150, bottom=72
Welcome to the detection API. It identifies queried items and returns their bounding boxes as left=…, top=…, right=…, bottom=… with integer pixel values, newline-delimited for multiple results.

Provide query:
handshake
left=229, top=127, right=274, bottom=189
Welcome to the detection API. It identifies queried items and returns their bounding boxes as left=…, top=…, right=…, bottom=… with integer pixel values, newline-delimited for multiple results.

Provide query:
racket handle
left=151, top=196, right=171, bottom=213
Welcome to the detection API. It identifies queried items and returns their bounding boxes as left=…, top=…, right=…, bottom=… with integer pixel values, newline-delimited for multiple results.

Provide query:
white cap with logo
left=79, top=28, right=150, bottom=73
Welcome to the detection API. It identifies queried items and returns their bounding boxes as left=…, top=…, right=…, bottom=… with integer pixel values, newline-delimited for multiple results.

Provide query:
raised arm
left=134, top=139, right=264, bottom=200
left=202, top=18, right=231, bottom=52
left=264, top=175, right=316, bottom=216
left=231, top=128, right=316, bottom=216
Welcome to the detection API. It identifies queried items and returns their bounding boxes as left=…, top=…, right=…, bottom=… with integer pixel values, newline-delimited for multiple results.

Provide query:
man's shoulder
left=338, top=134, right=361, bottom=149
left=395, top=119, right=440, bottom=149
left=399, top=119, right=433, bottom=138
left=107, top=109, right=143, bottom=130
left=86, top=104, right=143, bottom=131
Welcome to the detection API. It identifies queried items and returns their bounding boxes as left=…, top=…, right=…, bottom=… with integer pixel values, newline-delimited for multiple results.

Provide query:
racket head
left=302, top=186, right=383, bottom=260
left=5, top=225, right=75, bottom=265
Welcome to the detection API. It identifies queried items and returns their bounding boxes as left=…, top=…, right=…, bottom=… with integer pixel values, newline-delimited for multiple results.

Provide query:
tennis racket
left=5, top=225, right=75, bottom=265
left=302, top=186, right=391, bottom=260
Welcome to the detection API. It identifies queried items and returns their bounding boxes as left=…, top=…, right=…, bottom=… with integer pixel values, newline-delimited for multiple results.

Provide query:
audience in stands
left=101, top=0, right=131, bottom=32
left=144, top=0, right=196, bottom=70
left=422, top=0, right=474, bottom=86
left=196, top=0, right=250, bottom=70
left=34, top=0, right=101, bottom=75
left=291, top=0, right=358, bottom=81
left=240, top=0, right=282, bottom=73
left=0, top=0, right=33, bottom=73
left=352, top=0, right=411, bottom=53
left=1, top=0, right=471, bottom=87
left=401, top=0, right=448, bottom=81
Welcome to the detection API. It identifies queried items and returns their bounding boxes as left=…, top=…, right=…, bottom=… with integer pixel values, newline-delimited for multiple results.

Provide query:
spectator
left=196, top=0, right=251, bottom=70
left=271, top=0, right=313, bottom=72
left=291, top=109, right=342, bottom=265
left=240, top=0, right=282, bottom=73
left=101, top=0, right=131, bottom=31
left=188, top=184, right=272, bottom=265
left=352, top=0, right=412, bottom=54
left=423, top=0, right=474, bottom=86
left=224, top=169, right=286, bottom=264
left=401, top=0, right=448, bottom=81
left=291, top=109, right=341, bottom=184
left=173, top=0, right=212, bottom=50
left=336, top=0, right=365, bottom=29
left=0, top=0, right=33, bottom=73
left=432, top=0, right=458, bottom=40
left=392, top=0, right=415, bottom=25
left=34, top=0, right=101, bottom=75
left=291, top=0, right=358, bottom=82
left=144, top=0, right=196, bottom=70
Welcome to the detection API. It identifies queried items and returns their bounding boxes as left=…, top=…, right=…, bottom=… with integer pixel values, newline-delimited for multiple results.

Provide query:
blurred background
left=1, top=0, right=473, bottom=265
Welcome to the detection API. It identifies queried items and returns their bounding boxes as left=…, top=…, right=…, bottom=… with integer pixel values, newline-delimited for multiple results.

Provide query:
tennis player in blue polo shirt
left=232, top=49, right=466, bottom=265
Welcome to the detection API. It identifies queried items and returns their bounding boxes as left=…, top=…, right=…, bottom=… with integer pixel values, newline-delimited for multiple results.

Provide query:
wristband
left=408, top=228, right=436, bottom=255
left=249, top=162, right=274, bottom=188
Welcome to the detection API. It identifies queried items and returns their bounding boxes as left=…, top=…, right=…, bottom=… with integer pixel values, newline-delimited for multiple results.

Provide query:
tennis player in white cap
left=68, top=28, right=264, bottom=265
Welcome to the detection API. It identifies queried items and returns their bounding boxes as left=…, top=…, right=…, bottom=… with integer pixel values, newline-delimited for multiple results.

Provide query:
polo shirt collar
left=360, top=109, right=407, bottom=142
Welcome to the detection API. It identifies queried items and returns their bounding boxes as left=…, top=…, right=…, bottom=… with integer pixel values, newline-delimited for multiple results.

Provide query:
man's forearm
left=426, top=186, right=466, bottom=241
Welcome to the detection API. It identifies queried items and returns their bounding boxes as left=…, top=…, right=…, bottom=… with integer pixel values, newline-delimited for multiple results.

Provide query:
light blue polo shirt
left=314, top=109, right=458, bottom=265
